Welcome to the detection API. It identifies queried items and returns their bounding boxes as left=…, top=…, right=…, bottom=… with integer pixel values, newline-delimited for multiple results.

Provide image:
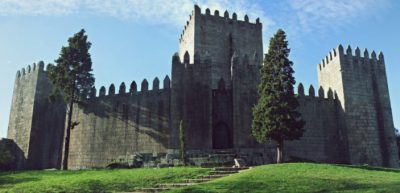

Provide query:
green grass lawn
left=1, top=163, right=400, bottom=193
left=169, top=163, right=400, bottom=193
left=0, top=167, right=211, bottom=193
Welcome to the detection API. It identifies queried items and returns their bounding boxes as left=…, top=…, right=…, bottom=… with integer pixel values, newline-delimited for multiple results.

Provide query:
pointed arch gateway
left=212, top=121, right=232, bottom=149
left=212, top=77, right=233, bottom=149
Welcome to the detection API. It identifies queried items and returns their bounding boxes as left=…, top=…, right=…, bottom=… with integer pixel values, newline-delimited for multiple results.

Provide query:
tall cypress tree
left=252, top=29, right=305, bottom=163
left=179, top=120, right=187, bottom=166
left=48, top=29, right=94, bottom=170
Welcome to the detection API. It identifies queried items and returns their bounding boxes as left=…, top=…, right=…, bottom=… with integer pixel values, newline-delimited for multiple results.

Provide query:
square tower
left=171, top=5, right=263, bottom=151
left=318, top=45, right=399, bottom=167
left=179, top=5, right=263, bottom=89
left=7, top=62, right=66, bottom=169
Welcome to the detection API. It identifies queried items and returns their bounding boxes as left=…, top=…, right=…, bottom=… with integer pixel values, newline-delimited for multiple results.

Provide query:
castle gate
left=212, top=122, right=232, bottom=149
left=212, top=79, right=233, bottom=149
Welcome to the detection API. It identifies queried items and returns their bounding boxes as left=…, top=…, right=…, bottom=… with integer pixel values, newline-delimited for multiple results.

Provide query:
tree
left=251, top=29, right=305, bottom=164
left=395, top=128, right=400, bottom=159
left=48, top=29, right=95, bottom=170
left=179, top=120, right=187, bottom=165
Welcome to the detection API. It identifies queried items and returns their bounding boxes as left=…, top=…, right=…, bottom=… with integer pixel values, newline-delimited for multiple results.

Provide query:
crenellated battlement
left=318, top=44, right=385, bottom=72
left=90, top=75, right=171, bottom=99
left=8, top=5, right=399, bottom=170
left=179, top=5, right=261, bottom=43
left=297, top=83, right=336, bottom=100
left=15, top=61, right=46, bottom=78
left=173, top=51, right=212, bottom=67
left=317, top=45, right=341, bottom=71
left=174, top=50, right=261, bottom=67
left=316, top=43, right=398, bottom=167
left=197, top=5, right=260, bottom=25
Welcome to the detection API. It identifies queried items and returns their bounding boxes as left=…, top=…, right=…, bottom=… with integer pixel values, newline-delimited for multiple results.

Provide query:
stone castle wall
left=170, top=53, right=213, bottom=150
left=285, top=85, right=347, bottom=163
left=67, top=77, right=171, bottom=169
left=170, top=52, right=260, bottom=151
left=6, top=5, right=398, bottom=169
left=7, top=62, right=65, bottom=169
left=179, top=5, right=263, bottom=89
left=318, top=45, right=398, bottom=167
left=7, top=65, right=39, bottom=165
left=231, top=53, right=261, bottom=148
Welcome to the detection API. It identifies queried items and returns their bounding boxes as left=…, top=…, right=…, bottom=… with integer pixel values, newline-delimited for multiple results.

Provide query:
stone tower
left=178, top=5, right=263, bottom=89
left=318, top=45, right=399, bottom=167
left=171, top=5, right=263, bottom=150
left=7, top=62, right=66, bottom=169
left=6, top=6, right=398, bottom=169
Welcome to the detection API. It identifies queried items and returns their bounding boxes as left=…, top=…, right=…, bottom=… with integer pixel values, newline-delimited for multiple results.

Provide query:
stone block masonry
left=7, top=62, right=66, bottom=169
left=67, top=77, right=171, bottom=169
left=179, top=5, right=263, bottom=90
left=6, top=5, right=399, bottom=169
left=318, top=45, right=398, bottom=167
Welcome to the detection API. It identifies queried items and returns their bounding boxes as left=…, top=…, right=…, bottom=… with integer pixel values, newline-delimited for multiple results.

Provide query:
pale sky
left=0, top=0, right=399, bottom=138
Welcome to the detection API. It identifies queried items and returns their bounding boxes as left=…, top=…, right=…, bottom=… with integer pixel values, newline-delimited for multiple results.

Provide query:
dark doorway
left=212, top=122, right=233, bottom=149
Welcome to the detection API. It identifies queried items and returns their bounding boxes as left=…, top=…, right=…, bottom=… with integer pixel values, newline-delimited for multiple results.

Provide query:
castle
left=7, top=5, right=399, bottom=169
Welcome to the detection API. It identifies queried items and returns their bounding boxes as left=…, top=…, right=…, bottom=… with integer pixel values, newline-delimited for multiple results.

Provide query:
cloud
left=286, top=0, right=390, bottom=33
left=82, top=0, right=275, bottom=29
left=83, top=0, right=275, bottom=49
left=0, top=0, right=390, bottom=37
left=0, top=0, right=80, bottom=16
left=0, top=0, right=275, bottom=28
left=83, top=0, right=194, bottom=26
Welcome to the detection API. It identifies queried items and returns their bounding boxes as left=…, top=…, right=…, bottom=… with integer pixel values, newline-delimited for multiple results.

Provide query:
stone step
left=211, top=149, right=235, bottom=154
left=214, top=167, right=248, bottom=171
left=132, top=187, right=171, bottom=193
left=208, top=153, right=236, bottom=157
left=210, top=170, right=238, bottom=175
left=125, top=167, right=249, bottom=193
left=158, top=183, right=198, bottom=188
left=186, top=178, right=212, bottom=183
left=201, top=174, right=229, bottom=179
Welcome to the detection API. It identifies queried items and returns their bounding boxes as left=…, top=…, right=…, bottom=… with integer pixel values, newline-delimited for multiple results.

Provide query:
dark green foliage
left=48, top=29, right=94, bottom=103
left=179, top=120, right=187, bottom=165
left=395, top=128, right=400, bottom=159
left=47, top=29, right=95, bottom=170
left=251, top=29, right=305, bottom=163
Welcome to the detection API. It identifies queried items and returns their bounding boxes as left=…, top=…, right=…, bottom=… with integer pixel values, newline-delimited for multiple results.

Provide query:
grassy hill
left=169, top=163, right=400, bottom=193
left=0, top=167, right=211, bottom=193
left=0, top=163, right=399, bottom=193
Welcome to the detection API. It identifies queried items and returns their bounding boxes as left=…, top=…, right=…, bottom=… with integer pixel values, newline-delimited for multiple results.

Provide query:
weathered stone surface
left=317, top=45, right=398, bottom=167
left=6, top=6, right=398, bottom=169
left=7, top=62, right=66, bottom=170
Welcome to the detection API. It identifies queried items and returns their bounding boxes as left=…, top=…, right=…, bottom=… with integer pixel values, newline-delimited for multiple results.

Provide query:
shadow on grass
left=85, top=180, right=107, bottom=192
left=333, top=164, right=400, bottom=173
left=0, top=176, right=39, bottom=187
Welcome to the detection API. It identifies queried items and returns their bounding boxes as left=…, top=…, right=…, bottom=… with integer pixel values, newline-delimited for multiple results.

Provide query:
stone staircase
left=189, top=149, right=237, bottom=167
left=129, top=166, right=250, bottom=193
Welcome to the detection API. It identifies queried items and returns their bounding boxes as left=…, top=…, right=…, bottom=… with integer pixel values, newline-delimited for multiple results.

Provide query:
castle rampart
left=6, top=6, right=398, bottom=169
left=8, top=62, right=65, bottom=169
left=318, top=45, right=398, bottom=167
left=67, top=76, right=171, bottom=169
left=286, top=84, right=347, bottom=163
left=231, top=52, right=261, bottom=148
left=178, top=5, right=262, bottom=90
